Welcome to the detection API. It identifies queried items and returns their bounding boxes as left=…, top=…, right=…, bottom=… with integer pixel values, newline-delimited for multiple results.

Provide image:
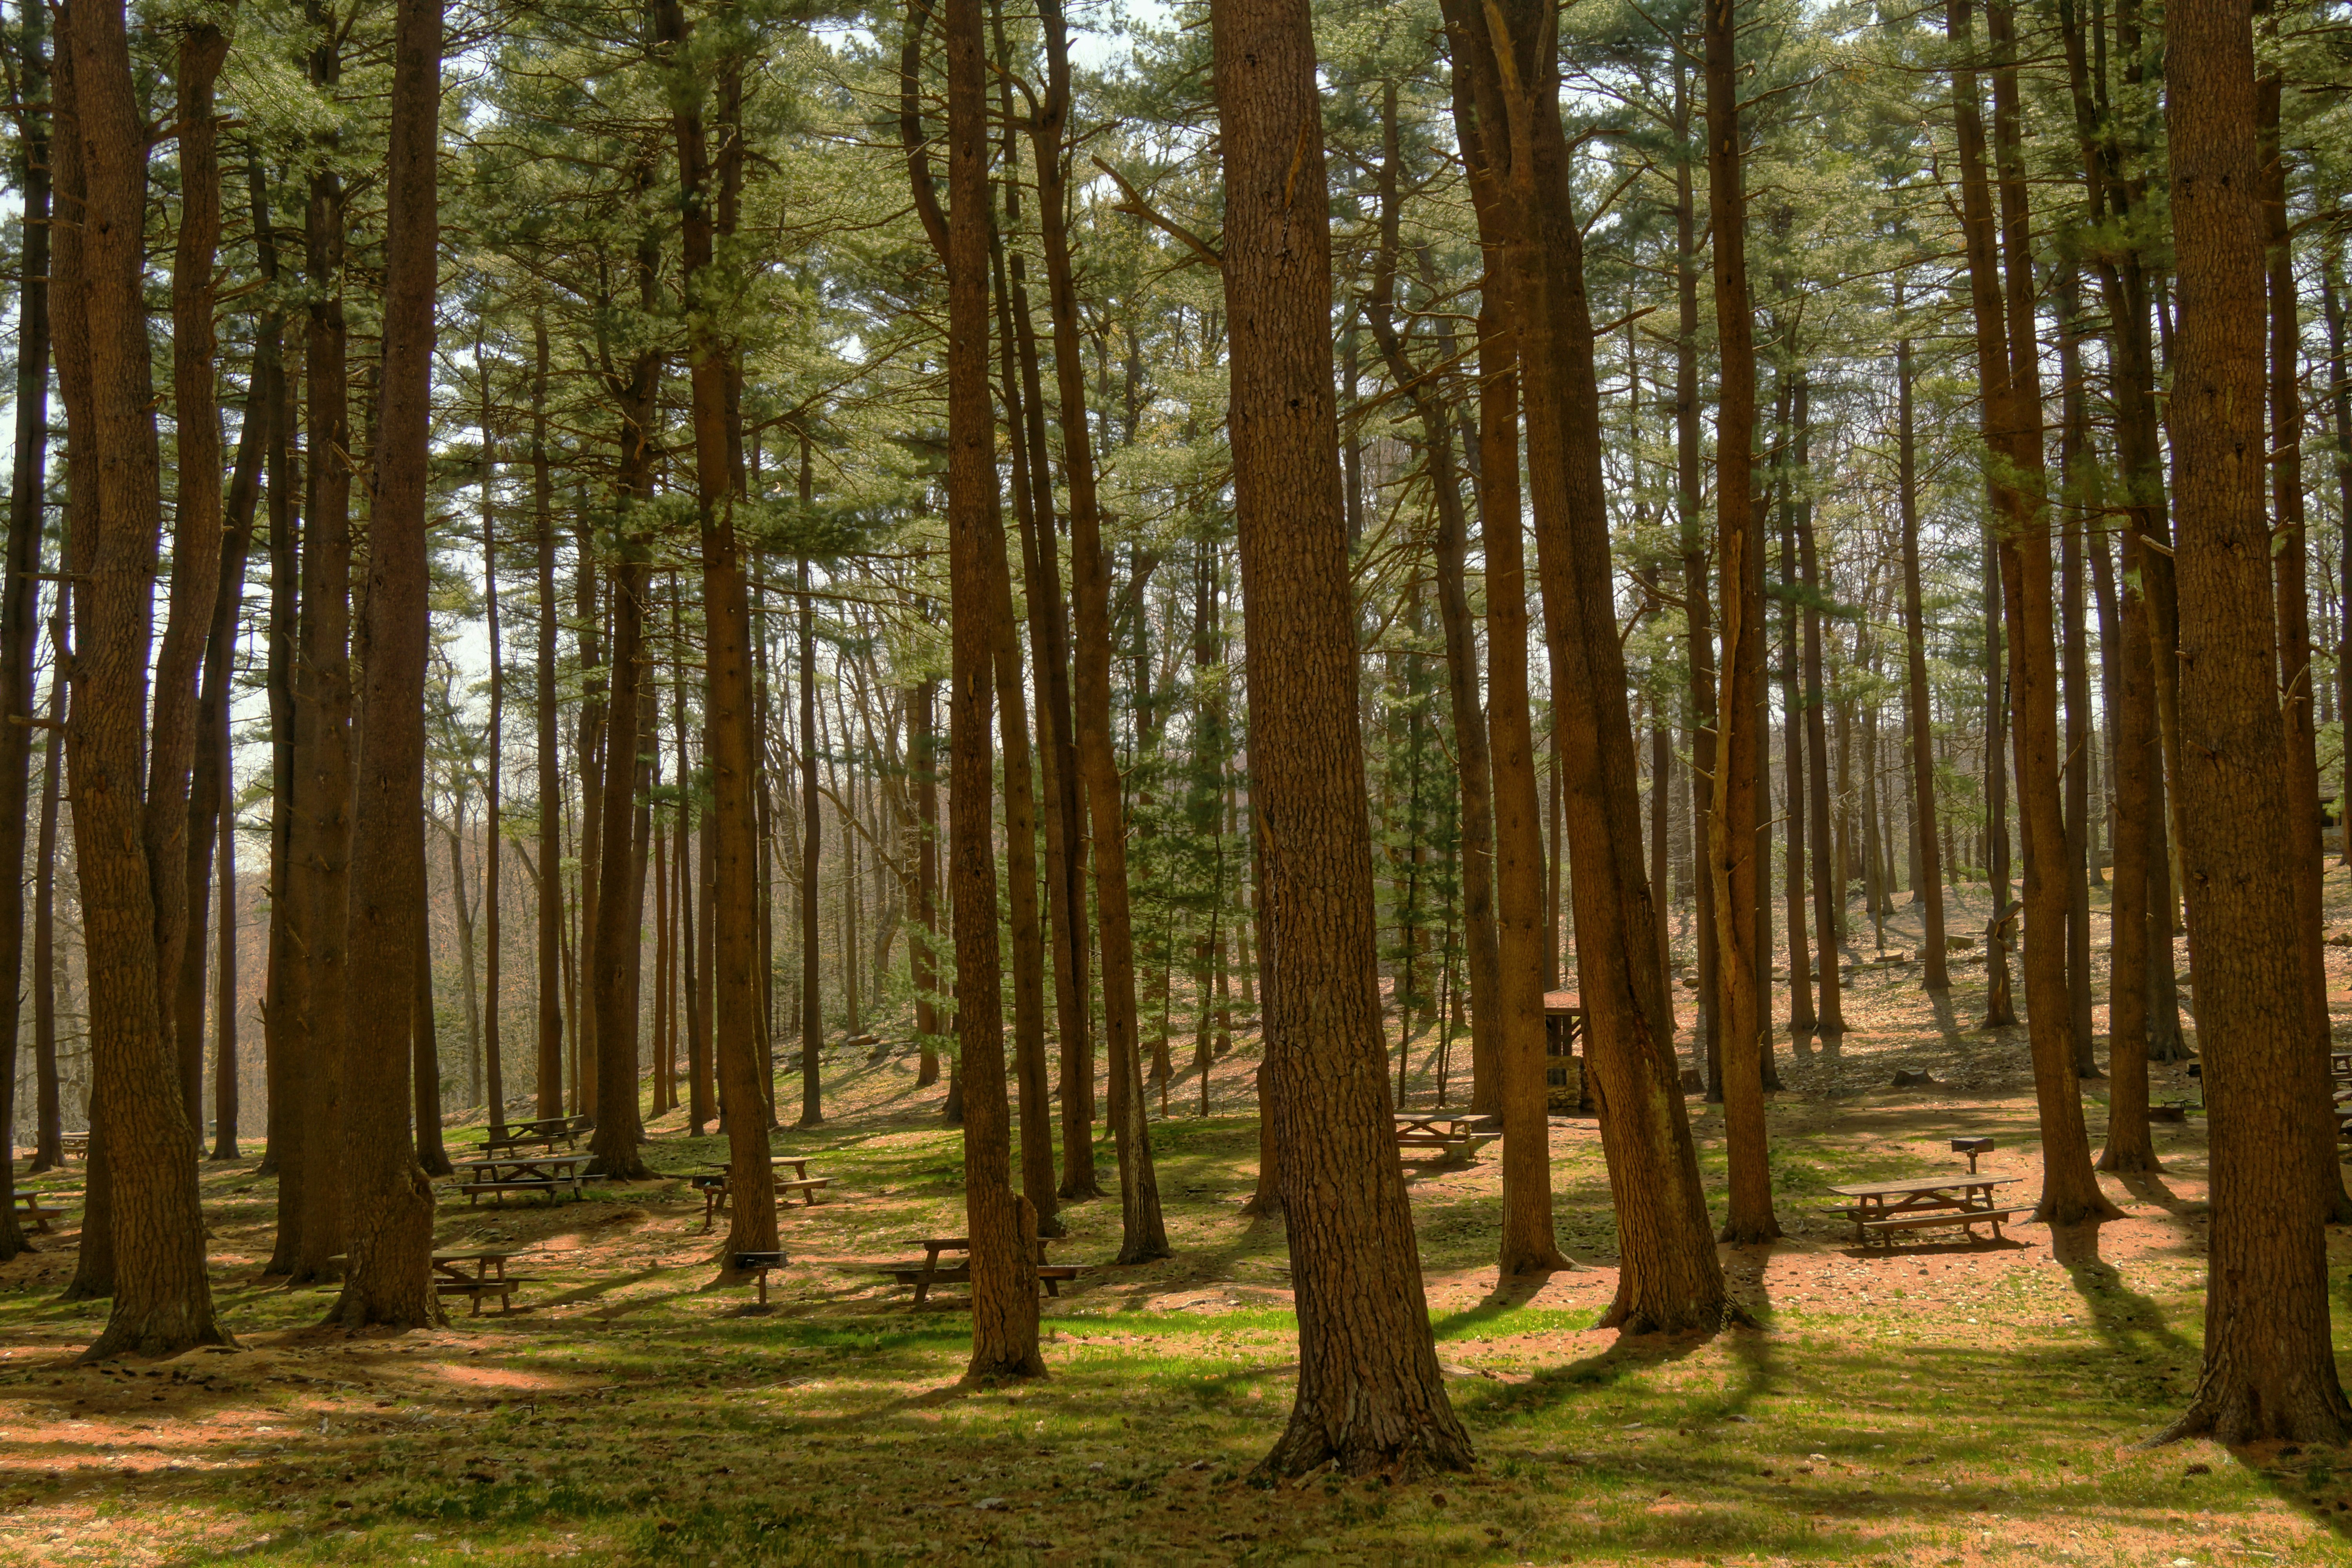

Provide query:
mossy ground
left=3, top=874, right=2351, bottom=1565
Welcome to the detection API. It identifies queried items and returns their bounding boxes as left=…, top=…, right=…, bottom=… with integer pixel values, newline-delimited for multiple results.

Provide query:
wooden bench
left=12, top=1189, right=80, bottom=1234
left=693, top=1171, right=831, bottom=1230
left=434, top=1275, right=539, bottom=1314
left=456, top=1178, right=574, bottom=1207
left=735, top=1250, right=789, bottom=1307
left=880, top=1262, right=1080, bottom=1306
left=1394, top=1112, right=1500, bottom=1164
left=1827, top=1172, right=2026, bottom=1250
left=880, top=1236, right=1077, bottom=1306
left=1850, top=1207, right=2029, bottom=1244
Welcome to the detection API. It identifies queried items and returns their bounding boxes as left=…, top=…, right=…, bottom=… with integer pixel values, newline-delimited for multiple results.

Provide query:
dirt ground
left=0, top=870, right=2347, bottom=1565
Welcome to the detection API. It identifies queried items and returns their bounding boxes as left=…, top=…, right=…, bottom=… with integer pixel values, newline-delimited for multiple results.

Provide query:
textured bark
left=212, top=787, right=238, bottom=1158
left=332, top=0, right=444, bottom=1330
left=1673, top=57, right=1720, bottom=1087
left=983, top=183, right=1061, bottom=1233
left=2056, top=270, right=2098, bottom=1078
left=588, top=554, right=651, bottom=1179
left=1896, top=334, right=1948, bottom=991
left=1219, top=0, right=1472, bottom=1479
left=1702, top=0, right=1779, bottom=1247
left=797, top=555, right=821, bottom=1126
left=667, top=0, right=776, bottom=1263
left=2099, top=519, right=2161, bottom=1174
left=530, top=320, right=558, bottom=1128
left=290, top=0, right=356, bottom=1282
left=2256, top=31, right=2343, bottom=1216
left=945, top=0, right=1043, bottom=1379
left=55, top=0, right=230, bottom=1356
left=1958, top=0, right=2116, bottom=1225
left=1449, top=0, right=1731, bottom=1305
left=0, top=0, right=51, bottom=1247
left=479, top=345, right=503, bottom=1120
left=149, top=24, right=230, bottom=1131
left=2158, top=0, right=2348, bottom=1441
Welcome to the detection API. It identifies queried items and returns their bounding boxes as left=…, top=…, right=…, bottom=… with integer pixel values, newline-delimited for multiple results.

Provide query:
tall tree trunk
left=1215, top=0, right=1471, bottom=1473
left=1777, top=413, right=1815, bottom=1035
left=944, top=0, right=1043, bottom=1377
left=2056, top=269, right=2099, bottom=1077
left=1017, top=0, right=1164, bottom=1253
left=664, top=0, right=777, bottom=1263
left=147, top=23, right=229, bottom=1139
left=1000, top=37, right=1094, bottom=1198
left=1673, top=58, right=1720, bottom=1087
left=981, top=152, right=1061, bottom=1232
left=289, top=0, right=356, bottom=1283
left=212, top=787, right=238, bottom=1158
left=2256, top=18, right=2339, bottom=1214
left=530, top=319, right=559, bottom=1128
left=1702, top=0, right=1779, bottom=1244
left=2098, top=515, right=2161, bottom=1173
left=411, top=903, right=450, bottom=1176
left=182, top=357, right=269, bottom=1156
left=31, top=645, right=62, bottom=1174
left=1365, top=84, right=1500, bottom=1123
left=480, top=343, right=503, bottom=1116
left=588, top=549, right=651, bottom=1178
left=0, top=0, right=51, bottom=1243
left=798, top=553, right=822, bottom=1125
left=54, top=0, right=231, bottom=1354
left=333, top=0, right=444, bottom=1328
left=1958, top=0, right=2115, bottom=1223
left=1896, top=330, right=1948, bottom=990
left=2158, top=0, right=2348, bottom=1441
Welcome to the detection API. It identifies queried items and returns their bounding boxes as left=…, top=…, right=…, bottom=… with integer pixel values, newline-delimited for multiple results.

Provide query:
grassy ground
left=4, top=874, right=2352, bottom=1565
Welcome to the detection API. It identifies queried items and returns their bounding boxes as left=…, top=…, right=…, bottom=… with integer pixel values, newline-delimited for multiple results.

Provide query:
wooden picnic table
left=483, top=1115, right=591, bottom=1155
left=326, top=1249, right=540, bottom=1313
left=56, top=1132, right=89, bottom=1161
left=689, top=1163, right=831, bottom=1228
left=698, top=1156, right=813, bottom=1181
left=1393, top=1111, right=1499, bottom=1162
left=450, top=1152, right=593, bottom=1205
left=881, top=1236, right=1078, bottom=1306
left=11, top=1187, right=80, bottom=1234
left=1827, top=1173, right=2027, bottom=1248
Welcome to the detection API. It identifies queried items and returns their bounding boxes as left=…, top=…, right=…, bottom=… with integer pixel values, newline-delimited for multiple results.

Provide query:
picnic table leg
left=913, top=1276, right=931, bottom=1307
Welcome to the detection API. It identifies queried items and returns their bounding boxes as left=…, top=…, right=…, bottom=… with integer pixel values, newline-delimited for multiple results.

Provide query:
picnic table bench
left=450, top=1153, right=593, bottom=1205
left=690, top=1163, right=831, bottom=1229
left=11, top=1187, right=80, bottom=1233
left=1827, top=1173, right=2027, bottom=1248
left=57, top=1132, right=88, bottom=1162
left=482, top=1115, right=592, bottom=1156
left=328, top=1249, right=539, bottom=1314
left=430, top=1250, right=539, bottom=1314
left=879, top=1236, right=1078, bottom=1306
left=1394, top=1112, right=1499, bottom=1163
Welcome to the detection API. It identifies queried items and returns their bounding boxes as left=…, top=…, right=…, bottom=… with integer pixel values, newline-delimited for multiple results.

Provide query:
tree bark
left=1895, top=332, right=1948, bottom=990
left=797, top=552, right=822, bottom=1126
left=1216, top=0, right=1472, bottom=1474
left=945, top=0, right=1043, bottom=1379
left=666, top=0, right=777, bottom=1263
left=54, top=0, right=231, bottom=1355
left=2159, top=0, right=2348, bottom=1441
left=1702, top=0, right=1779, bottom=1246
left=0, top=0, right=51, bottom=1245
left=332, top=0, right=445, bottom=1329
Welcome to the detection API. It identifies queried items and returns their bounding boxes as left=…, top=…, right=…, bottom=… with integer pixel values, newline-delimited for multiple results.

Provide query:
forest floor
left=4, top=873, right=2352, bottom=1566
